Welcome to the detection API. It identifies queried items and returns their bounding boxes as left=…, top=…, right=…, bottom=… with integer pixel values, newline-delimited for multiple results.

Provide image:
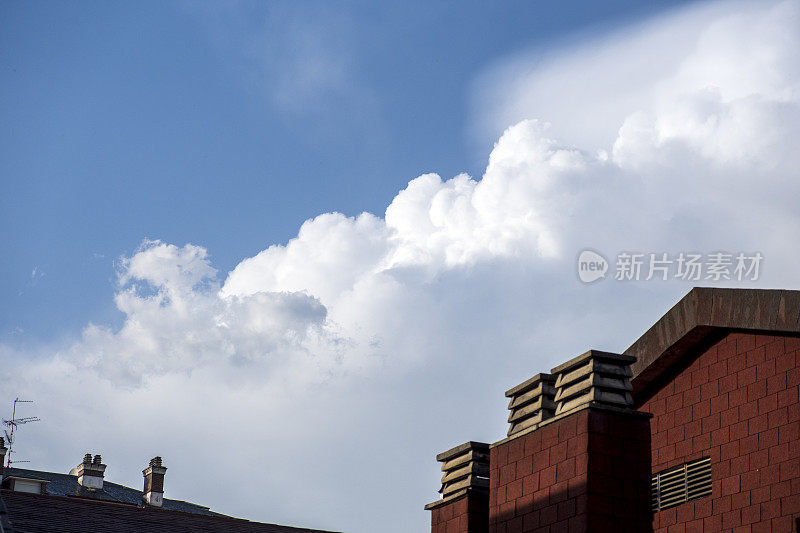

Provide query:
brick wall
left=489, top=407, right=651, bottom=532
left=639, top=332, right=800, bottom=532
left=431, top=493, right=489, bottom=533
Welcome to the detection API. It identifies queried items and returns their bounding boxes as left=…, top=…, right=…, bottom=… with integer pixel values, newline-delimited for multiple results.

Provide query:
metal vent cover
left=651, top=456, right=712, bottom=513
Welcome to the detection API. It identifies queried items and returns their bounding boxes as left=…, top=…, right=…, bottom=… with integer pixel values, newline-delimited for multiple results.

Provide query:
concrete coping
left=550, top=350, right=636, bottom=375
left=504, top=373, right=555, bottom=398
left=435, top=441, right=489, bottom=463
left=424, top=487, right=488, bottom=511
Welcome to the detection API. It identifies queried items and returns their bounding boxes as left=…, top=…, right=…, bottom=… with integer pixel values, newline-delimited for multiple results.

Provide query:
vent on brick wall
left=437, top=442, right=489, bottom=500
left=505, top=373, right=556, bottom=437
left=651, top=457, right=712, bottom=512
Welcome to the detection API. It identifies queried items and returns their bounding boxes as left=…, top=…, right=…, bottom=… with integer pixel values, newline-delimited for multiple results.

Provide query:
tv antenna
left=3, top=398, right=40, bottom=470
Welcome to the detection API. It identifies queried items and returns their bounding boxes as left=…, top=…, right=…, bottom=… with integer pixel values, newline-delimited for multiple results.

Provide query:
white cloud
left=3, top=1, right=800, bottom=532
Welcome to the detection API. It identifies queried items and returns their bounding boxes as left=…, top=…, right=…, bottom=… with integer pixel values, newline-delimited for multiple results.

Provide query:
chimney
left=142, top=456, right=167, bottom=507
left=425, top=441, right=490, bottom=533
left=73, top=453, right=106, bottom=489
left=490, top=350, right=652, bottom=532
left=0, top=437, right=7, bottom=474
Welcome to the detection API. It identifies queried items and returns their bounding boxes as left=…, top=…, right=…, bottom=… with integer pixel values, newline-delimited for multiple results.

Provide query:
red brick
left=713, top=494, right=732, bottom=514
left=693, top=400, right=711, bottom=419
left=759, top=463, right=780, bottom=485
left=771, top=481, right=790, bottom=498
left=729, top=387, right=747, bottom=407
left=765, top=339, right=785, bottom=360
left=738, top=366, right=757, bottom=388
left=539, top=465, right=556, bottom=487
left=757, top=393, right=777, bottom=413
left=740, top=400, right=759, bottom=419
left=684, top=386, right=701, bottom=405
left=757, top=359, right=776, bottom=380
left=709, top=360, right=727, bottom=380
left=778, top=421, right=799, bottom=443
left=711, top=427, right=730, bottom=447
left=727, top=351, right=745, bottom=372
left=730, top=420, right=749, bottom=441
left=766, top=372, right=787, bottom=395
left=748, top=380, right=768, bottom=402
left=500, top=463, right=516, bottom=485
left=703, top=514, right=722, bottom=532
left=739, top=434, right=758, bottom=454
left=685, top=419, right=702, bottom=438
left=750, top=485, right=770, bottom=504
left=781, top=494, right=800, bottom=515
left=692, top=433, right=710, bottom=454
left=695, top=497, right=712, bottom=518
left=550, top=444, right=566, bottom=464
left=731, top=491, right=750, bottom=510
left=779, top=458, right=799, bottom=481
left=770, top=516, right=794, bottom=533
left=788, top=367, right=800, bottom=388
left=710, top=394, right=729, bottom=414
left=760, top=499, right=780, bottom=520
left=721, top=508, right=740, bottom=529
left=721, top=440, right=739, bottom=460
left=757, top=427, right=778, bottom=450
left=740, top=470, right=760, bottom=491
left=720, top=406, right=739, bottom=427
left=650, top=398, right=666, bottom=416
left=748, top=415, right=768, bottom=435
left=721, top=475, right=741, bottom=496
left=768, top=407, right=788, bottom=429
left=786, top=336, right=800, bottom=352
left=774, top=349, right=794, bottom=373
left=738, top=335, right=756, bottom=353
left=730, top=455, right=749, bottom=476
left=749, top=449, right=769, bottom=470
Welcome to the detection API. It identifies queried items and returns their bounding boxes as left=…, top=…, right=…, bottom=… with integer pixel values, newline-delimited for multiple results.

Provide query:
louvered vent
left=551, top=350, right=635, bottom=416
left=651, top=457, right=712, bottom=512
left=436, top=441, right=489, bottom=500
left=505, top=373, right=556, bottom=437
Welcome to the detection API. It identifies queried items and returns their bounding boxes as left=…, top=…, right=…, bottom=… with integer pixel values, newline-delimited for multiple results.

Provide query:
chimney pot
left=93, top=454, right=102, bottom=464
left=83, top=453, right=92, bottom=464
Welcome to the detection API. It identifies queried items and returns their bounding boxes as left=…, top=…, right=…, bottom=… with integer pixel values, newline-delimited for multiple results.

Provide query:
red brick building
left=426, top=287, right=800, bottom=532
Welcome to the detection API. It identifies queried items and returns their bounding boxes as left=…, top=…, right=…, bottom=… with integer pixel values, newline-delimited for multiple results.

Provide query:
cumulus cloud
left=2, top=1, right=800, bottom=532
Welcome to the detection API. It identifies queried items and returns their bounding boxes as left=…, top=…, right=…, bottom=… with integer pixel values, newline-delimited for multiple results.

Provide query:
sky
left=1, top=1, right=799, bottom=532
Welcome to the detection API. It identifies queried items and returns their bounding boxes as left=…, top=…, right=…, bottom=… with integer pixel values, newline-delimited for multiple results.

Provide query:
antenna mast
left=3, top=397, right=40, bottom=471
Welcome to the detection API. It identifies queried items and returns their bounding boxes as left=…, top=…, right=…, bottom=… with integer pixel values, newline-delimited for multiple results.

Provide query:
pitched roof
left=4, top=467, right=217, bottom=515
left=0, top=490, right=335, bottom=533
left=0, top=468, right=337, bottom=533
left=625, top=287, right=800, bottom=401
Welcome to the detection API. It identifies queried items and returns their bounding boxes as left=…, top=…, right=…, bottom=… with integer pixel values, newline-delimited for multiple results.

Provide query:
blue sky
left=2, top=1, right=799, bottom=532
left=1, top=0, right=692, bottom=343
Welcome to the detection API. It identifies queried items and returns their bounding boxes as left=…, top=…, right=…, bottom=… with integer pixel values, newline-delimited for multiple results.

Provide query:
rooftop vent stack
left=504, top=373, right=557, bottom=437
left=551, top=350, right=636, bottom=416
left=74, top=453, right=106, bottom=489
left=435, top=441, right=489, bottom=502
left=143, top=456, right=167, bottom=507
left=0, top=437, right=6, bottom=473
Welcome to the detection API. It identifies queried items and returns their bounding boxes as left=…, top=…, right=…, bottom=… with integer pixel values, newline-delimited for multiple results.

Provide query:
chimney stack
left=0, top=437, right=7, bottom=473
left=74, top=453, right=106, bottom=489
left=142, top=456, right=167, bottom=507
